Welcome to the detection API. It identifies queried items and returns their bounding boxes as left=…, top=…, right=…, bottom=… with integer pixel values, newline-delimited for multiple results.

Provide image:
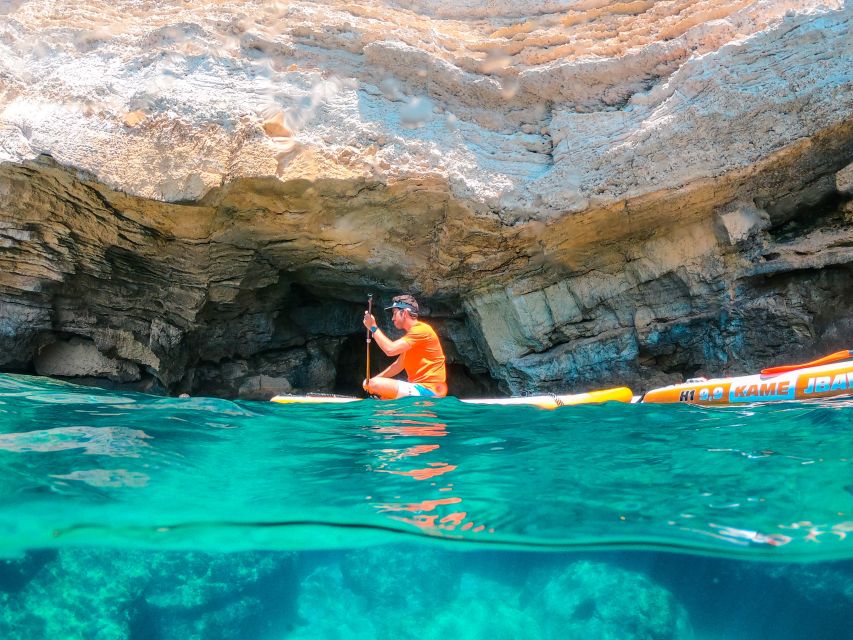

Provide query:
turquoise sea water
left=0, top=373, right=850, bottom=639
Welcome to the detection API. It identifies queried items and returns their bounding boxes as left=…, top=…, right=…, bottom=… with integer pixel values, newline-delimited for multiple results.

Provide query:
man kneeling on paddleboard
left=362, top=294, right=448, bottom=399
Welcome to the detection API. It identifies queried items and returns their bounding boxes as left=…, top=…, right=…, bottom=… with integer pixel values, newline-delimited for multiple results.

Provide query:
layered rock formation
left=0, top=0, right=851, bottom=397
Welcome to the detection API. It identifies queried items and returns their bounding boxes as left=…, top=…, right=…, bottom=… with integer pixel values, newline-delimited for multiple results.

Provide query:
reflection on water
left=0, top=425, right=150, bottom=457
left=366, top=401, right=493, bottom=537
left=0, top=373, right=850, bottom=559
left=0, top=374, right=851, bottom=638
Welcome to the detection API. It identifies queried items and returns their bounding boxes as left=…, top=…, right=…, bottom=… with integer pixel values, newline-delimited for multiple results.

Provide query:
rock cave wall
left=2, top=135, right=851, bottom=398
left=0, top=1, right=851, bottom=398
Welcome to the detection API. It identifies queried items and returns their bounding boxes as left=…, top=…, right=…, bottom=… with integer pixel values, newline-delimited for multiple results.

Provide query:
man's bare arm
left=363, top=313, right=412, bottom=356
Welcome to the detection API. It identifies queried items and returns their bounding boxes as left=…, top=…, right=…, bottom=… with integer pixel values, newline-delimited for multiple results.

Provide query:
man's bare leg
left=365, top=377, right=401, bottom=400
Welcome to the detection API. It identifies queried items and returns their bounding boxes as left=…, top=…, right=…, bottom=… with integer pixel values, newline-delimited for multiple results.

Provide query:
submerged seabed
left=0, top=374, right=851, bottom=639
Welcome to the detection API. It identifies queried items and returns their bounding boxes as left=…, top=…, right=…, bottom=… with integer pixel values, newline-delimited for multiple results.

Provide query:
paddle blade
left=761, top=349, right=853, bottom=376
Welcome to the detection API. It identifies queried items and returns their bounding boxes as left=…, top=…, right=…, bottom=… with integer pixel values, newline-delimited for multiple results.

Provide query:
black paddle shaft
left=365, top=294, right=373, bottom=384
left=366, top=294, right=373, bottom=343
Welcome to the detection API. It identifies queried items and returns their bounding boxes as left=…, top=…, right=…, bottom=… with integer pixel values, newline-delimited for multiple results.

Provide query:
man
left=362, top=294, right=448, bottom=399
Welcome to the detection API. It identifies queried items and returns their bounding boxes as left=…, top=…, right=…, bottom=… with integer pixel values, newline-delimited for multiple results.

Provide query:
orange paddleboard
left=642, top=357, right=853, bottom=405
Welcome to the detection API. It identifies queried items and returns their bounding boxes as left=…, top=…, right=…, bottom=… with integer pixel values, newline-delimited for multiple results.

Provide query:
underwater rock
left=338, top=545, right=460, bottom=609
left=0, top=550, right=143, bottom=639
left=0, top=549, right=293, bottom=640
left=291, top=563, right=378, bottom=639
left=293, top=555, right=532, bottom=639
left=525, top=560, right=694, bottom=639
left=0, top=1, right=851, bottom=396
left=293, top=546, right=466, bottom=637
left=293, top=551, right=695, bottom=639
left=756, top=563, right=853, bottom=612
left=412, top=574, right=536, bottom=640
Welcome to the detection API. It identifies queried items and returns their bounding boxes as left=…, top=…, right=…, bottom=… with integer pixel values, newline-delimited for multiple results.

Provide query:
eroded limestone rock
left=34, top=337, right=140, bottom=382
left=837, top=163, right=853, bottom=195
left=0, top=1, right=851, bottom=397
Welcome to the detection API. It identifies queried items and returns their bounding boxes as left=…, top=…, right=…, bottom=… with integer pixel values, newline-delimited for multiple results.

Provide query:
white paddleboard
left=271, top=387, right=634, bottom=409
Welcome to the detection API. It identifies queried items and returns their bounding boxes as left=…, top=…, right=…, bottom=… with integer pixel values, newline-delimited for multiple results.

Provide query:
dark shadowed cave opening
left=4, top=269, right=505, bottom=399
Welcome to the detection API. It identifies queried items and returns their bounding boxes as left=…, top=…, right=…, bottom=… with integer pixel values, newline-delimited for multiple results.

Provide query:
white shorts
left=395, top=381, right=437, bottom=398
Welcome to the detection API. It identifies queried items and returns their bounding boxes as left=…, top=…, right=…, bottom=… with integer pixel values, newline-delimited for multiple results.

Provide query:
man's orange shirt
left=401, top=321, right=446, bottom=394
